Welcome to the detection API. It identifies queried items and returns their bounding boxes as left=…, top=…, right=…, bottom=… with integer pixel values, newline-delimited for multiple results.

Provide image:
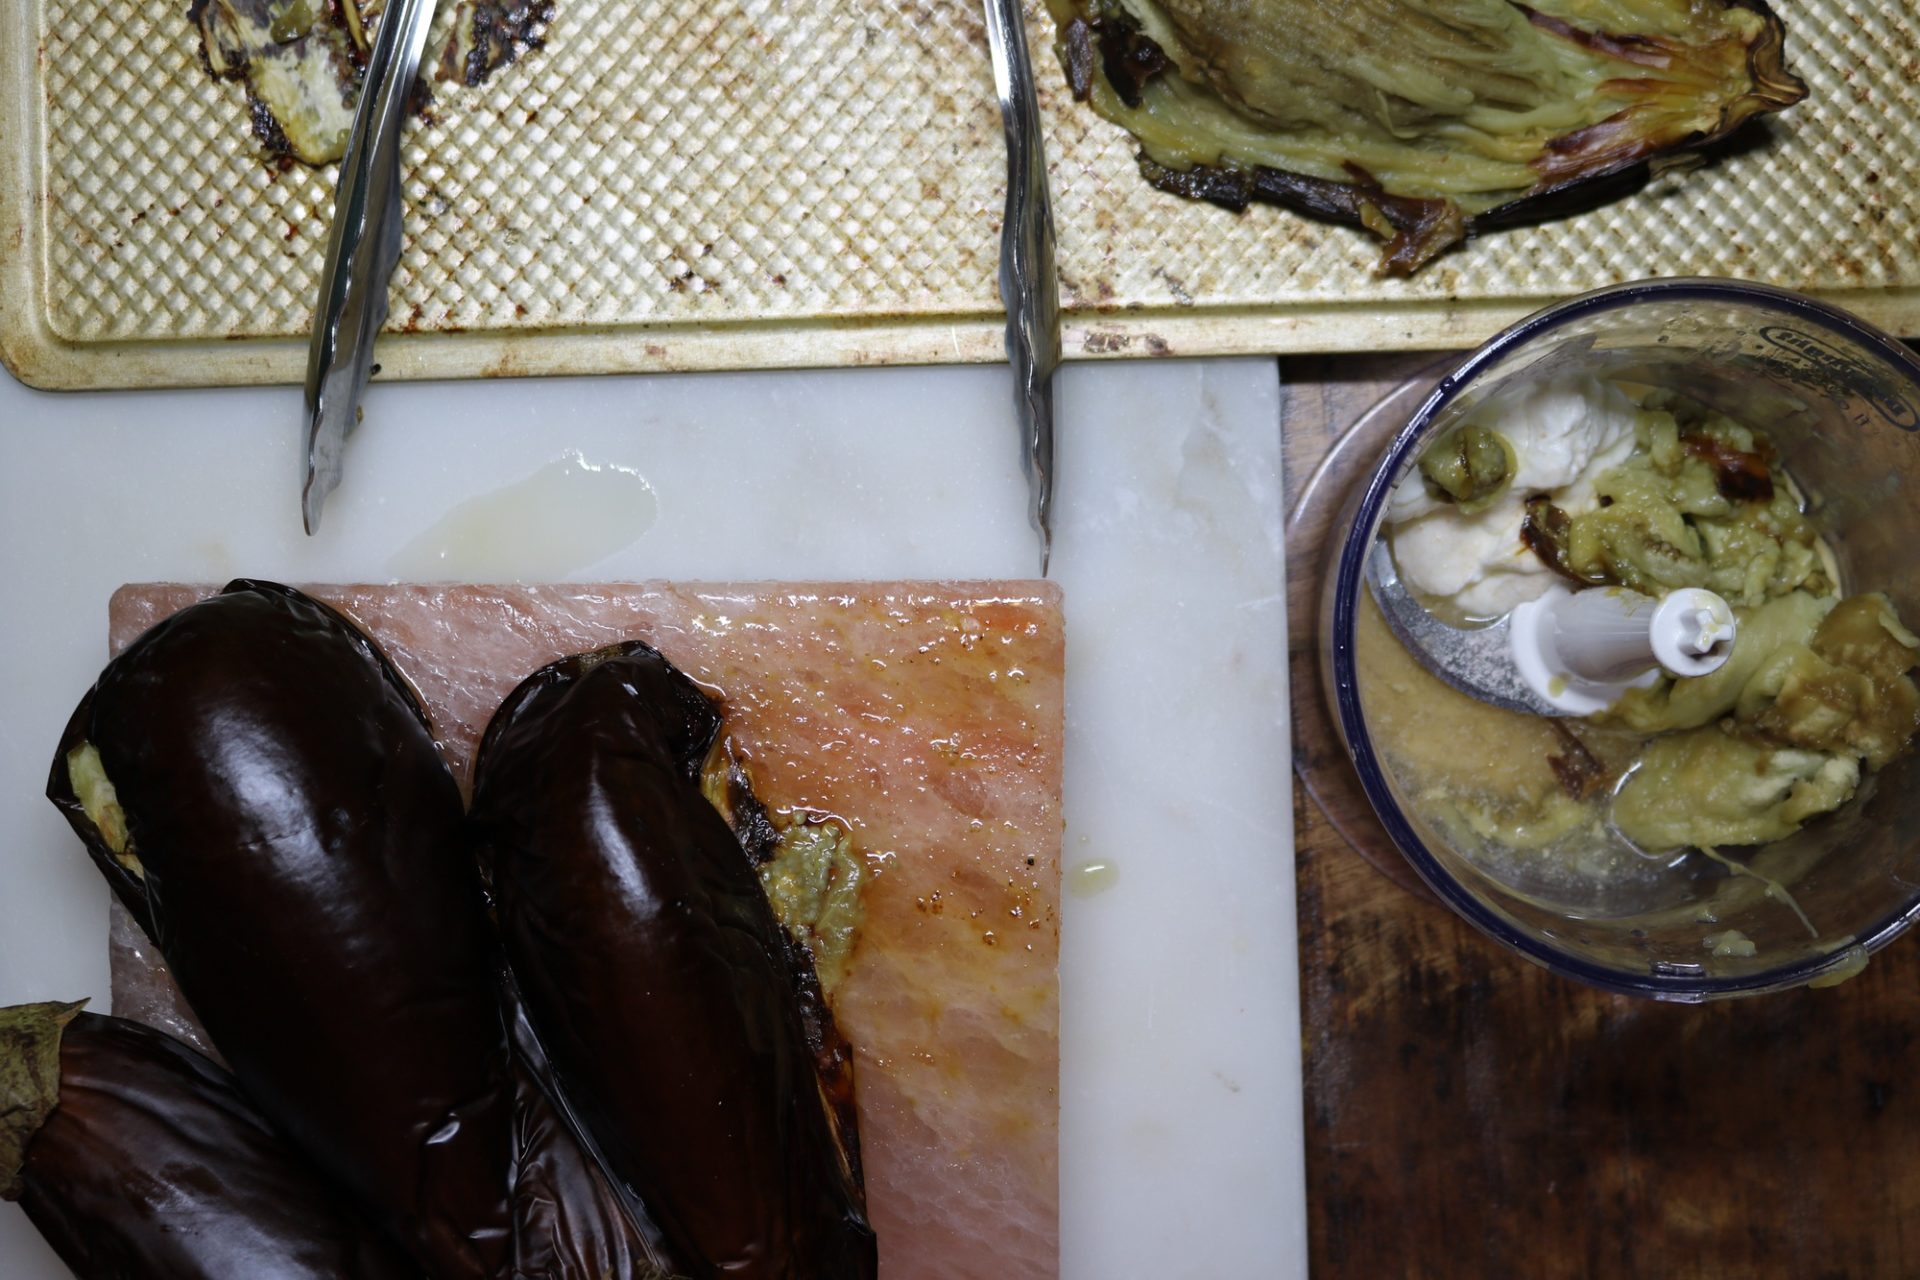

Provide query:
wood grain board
left=1281, top=352, right=1920, bottom=1279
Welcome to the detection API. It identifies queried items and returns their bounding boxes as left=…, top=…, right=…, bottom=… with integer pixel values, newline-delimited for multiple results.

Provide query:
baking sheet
left=6, top=0, right=1908, bottom=390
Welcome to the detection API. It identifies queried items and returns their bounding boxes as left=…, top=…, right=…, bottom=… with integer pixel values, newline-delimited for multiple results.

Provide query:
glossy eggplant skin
left=5, top=1007, right=417, bottom=1280
left=471, top=642, right=877, bottom=1280
left=503, top=975, right=681, bottom=1280
left=45, top=580, right=512, bottom=1280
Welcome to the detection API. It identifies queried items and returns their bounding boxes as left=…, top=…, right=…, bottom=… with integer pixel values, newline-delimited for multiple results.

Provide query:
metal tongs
left=982, top=0, right=1061, bottom=576
left=302, top=0, right=440, bottom=534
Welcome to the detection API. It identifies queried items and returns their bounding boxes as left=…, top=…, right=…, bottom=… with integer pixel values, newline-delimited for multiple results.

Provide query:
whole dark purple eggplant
left=503, top=974, right=682, bottom=1280
left=0, top=1002, right=416, bottom=1279
left=45, top=580, right=512, bottom=1279
left=470, top=641, right=877, bottom=1280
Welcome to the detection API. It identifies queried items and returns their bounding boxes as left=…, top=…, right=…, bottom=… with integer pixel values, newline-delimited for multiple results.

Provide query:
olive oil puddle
left=387, top=453, right=657, bottom=582
left=1068, top=860, right=1119, bottom=898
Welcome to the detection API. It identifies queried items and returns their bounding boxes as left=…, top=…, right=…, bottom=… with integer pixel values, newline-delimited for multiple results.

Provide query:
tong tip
left=301, top=473, right=329, bottom=537
left=301, top=400, right=346, bottom=537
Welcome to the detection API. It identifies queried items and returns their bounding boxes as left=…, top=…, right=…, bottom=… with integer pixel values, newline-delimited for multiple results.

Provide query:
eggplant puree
left=472, top=641, right=877, bottom=1280
left=1368, top=392, right=1920, bottom=905
left=1, top=1003, right=416, bottom=1280
left=46, top=580, right=514, bottom=1280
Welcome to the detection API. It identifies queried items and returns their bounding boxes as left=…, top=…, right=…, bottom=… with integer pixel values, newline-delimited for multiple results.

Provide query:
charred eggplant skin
left=471, top=642, right=877, bottom=1280
left=3, top=1006, right=415, bottom=1280
left=45, top=580, right=512, bottom=1280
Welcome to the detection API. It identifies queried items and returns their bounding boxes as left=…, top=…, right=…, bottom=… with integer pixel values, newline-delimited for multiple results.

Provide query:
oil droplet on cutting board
left=1068, top=860, right=1119, bottom=898
left=387, top=452, right=658, bottom=581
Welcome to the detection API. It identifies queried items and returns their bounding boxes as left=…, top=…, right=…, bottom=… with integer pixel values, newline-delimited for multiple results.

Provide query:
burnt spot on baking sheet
left=439, top=2, right=556, bottom=87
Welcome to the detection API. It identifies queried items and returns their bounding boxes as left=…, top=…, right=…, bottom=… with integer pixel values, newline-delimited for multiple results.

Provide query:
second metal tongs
left=983, top=0, right=1061, bottom=576
left=302, top=0, right=440, bottom=534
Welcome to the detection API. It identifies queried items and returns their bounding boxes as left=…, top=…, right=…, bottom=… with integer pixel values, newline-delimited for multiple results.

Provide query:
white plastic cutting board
left=0, top=358, right=1304, bottom=1279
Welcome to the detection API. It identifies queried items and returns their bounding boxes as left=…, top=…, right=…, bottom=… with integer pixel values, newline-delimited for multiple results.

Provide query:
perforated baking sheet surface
left=1, top=0, right=1916, bottom=389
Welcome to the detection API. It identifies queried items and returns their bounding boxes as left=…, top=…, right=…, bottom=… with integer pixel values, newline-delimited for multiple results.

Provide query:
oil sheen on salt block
left=104, top=582, right=1065, bottom=1280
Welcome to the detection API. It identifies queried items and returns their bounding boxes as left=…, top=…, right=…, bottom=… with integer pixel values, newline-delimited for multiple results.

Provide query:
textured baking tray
left=1, top=1, right=1916, bottom=390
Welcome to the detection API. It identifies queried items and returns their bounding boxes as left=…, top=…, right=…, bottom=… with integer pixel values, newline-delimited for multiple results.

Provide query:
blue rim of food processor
left=1330, top=277, right=1920, bottom=1000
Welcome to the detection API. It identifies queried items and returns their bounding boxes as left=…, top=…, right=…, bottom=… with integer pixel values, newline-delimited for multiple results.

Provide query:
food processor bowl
left=1322, top=278, right=1920, bottom=1000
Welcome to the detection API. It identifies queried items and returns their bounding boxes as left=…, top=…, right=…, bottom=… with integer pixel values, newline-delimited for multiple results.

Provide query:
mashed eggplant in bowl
left=1325, top=279, right=1920, bottom=999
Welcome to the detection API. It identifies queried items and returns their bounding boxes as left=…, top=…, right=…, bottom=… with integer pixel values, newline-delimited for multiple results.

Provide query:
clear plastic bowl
left=1322, top=278, right=1920, bottom=1000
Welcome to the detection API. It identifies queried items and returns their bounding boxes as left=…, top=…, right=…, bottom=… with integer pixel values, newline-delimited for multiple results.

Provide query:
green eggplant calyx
left=0, top=1000, right=87, bottom=1200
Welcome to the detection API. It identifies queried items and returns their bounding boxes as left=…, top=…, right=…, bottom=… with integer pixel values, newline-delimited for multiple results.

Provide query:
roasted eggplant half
left=190, top=0, right=556, bottom=164
left=1, top=1002, right=415, bottom=1280
left=46, top=580, right=513, bottom=1280
left=1050, top=0, right=1807, bottom=272
left=191, top=0, right=369, bottom=164
left=470, top=642, right=877, bottom=1280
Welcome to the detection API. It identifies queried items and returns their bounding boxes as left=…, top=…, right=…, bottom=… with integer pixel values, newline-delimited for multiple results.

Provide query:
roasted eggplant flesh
left=699, top=738, right=868, bottom=998
left=190, top=0, right=555, bottom=164
left=472, top=642, right=877, bottom=1280
left=1, top=1004, right=415, bottom=1280
left=45, top=580, right=513, bottom=1280
left=1051, top=0, right=1806, bottom=272
left=192, top=0, right=366, bottom=164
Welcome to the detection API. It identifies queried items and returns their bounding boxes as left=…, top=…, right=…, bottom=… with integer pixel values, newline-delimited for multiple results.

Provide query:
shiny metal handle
left=983, top=0, right=1060, bottom=575
left=302, top=0, right=440, bottom=534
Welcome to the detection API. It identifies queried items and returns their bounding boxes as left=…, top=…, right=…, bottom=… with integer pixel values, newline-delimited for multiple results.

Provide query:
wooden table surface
left=1279, top=353, right=1920, bottom=1280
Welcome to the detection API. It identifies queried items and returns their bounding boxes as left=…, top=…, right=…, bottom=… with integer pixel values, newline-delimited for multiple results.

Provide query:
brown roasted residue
left=1683, top=433, right=1776, bottom=502
left=1084, top=10, right=1170, bottom=109
left=1520, top=495, right=1609, bottom=586
left=437, top=2, right=555, bottom=88
left=1547, top=722, right=1611, bottom=801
